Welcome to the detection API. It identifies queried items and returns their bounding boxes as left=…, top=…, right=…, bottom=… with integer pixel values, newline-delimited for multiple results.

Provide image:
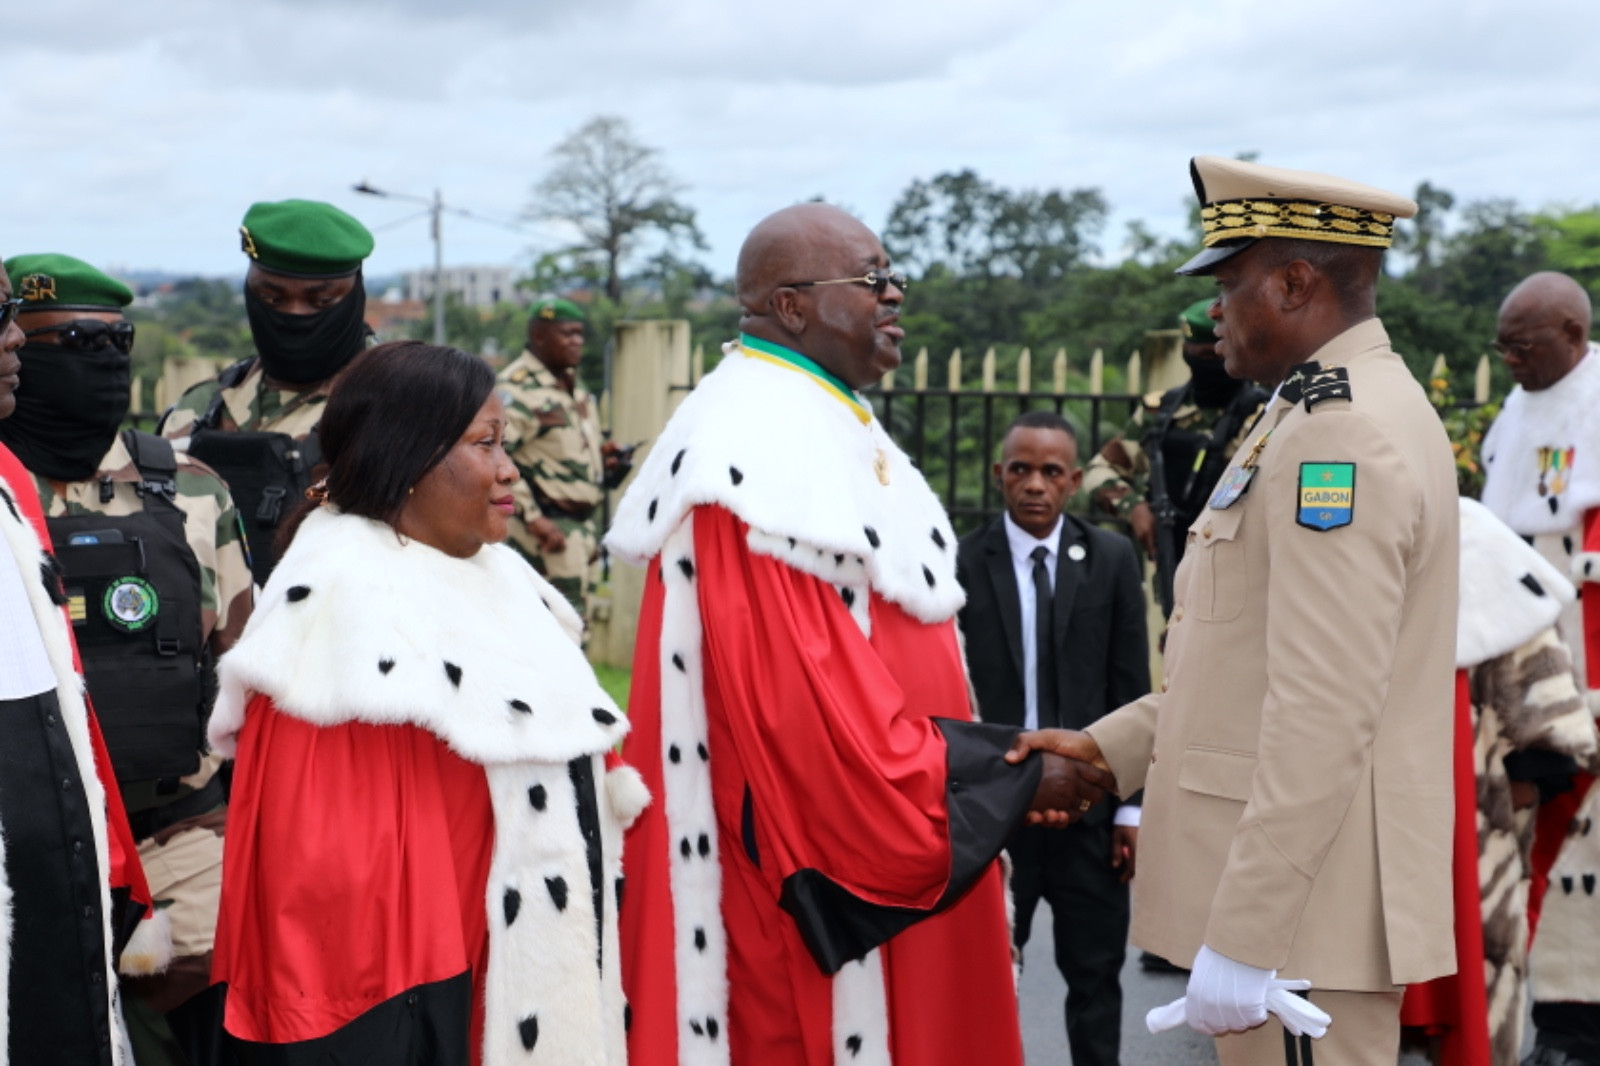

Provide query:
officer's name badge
left=1208, top=465, right=1255, bottom=510
left=1298, top=462, right=1355, bottom=531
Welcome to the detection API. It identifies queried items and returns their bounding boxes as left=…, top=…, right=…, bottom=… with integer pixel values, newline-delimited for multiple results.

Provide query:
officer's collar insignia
left=239, top=226, right=259, bottom=260
left=1277, top=361, right=1321, bottom=405
left=1297, top=462, right=1355, bottom=531
left=19, top=273, right=55, bottom=302
left=1208, top=464, right=1255, bottom=510
left=104, top=576, right=160, bottom=633
left=1301, top=366, right=1352, bottom=411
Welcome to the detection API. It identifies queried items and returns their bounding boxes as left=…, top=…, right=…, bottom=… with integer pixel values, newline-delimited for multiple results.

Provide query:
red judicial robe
left=609, top=338, right=1039, bottom=1066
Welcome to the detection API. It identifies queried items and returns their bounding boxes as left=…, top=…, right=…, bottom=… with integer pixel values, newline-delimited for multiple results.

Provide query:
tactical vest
left=1147, top=382, right=1270, bottom=558
left=48, top=430, right=207, bottom=784
left=184, top=356, right=321, bottom=585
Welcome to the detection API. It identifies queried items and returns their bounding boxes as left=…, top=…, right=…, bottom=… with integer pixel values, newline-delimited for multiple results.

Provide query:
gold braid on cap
left=1201, top=199, right=1397, bottom=249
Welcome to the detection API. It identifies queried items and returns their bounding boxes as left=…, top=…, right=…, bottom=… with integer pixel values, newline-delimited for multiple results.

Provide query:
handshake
left=1003, top=728, right=1117, bottom=827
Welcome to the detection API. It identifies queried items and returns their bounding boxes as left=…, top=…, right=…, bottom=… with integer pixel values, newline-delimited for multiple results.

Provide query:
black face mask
left=0, top=343, right=131, bottom=482
left=1184, top=350, right=1244, bottom=409
left=245, top=278, right=368, bottom=386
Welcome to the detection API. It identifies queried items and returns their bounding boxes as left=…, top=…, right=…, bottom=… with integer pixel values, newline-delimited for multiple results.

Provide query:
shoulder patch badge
left=1298, top=463, right=1355, bottom=531
left=1302, top=367, right=1351, bottom=411
left=103, top=576, right=160, bottom=632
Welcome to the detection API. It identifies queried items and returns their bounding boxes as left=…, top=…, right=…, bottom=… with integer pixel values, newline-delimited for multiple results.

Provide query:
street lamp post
left=353, top=181, right=445, bottom=345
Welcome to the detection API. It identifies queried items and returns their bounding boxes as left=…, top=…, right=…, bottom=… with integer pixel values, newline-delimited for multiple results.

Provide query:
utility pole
left=430, top=188, right=444, bottom=345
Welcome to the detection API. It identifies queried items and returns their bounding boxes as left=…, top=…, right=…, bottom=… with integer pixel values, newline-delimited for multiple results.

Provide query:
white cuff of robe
left=1113, top=804, right=1141, bottom=827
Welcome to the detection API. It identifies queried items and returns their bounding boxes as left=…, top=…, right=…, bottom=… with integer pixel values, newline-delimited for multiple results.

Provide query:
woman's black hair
left=276, top=340, right=496, bottom=552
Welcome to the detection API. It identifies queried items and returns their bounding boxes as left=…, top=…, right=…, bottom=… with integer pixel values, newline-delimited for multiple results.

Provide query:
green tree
left=527, top=116, right=706, bottom=303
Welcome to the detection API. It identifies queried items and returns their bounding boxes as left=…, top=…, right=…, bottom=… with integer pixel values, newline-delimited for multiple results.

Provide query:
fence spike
left=914, top=347, right=928, bottom=392
left=1127, top=352, right=1142, bottom=397
left=1475, top=354, right=1491, bottom=404
left=1430, top=353, right=1448, bottom=382
left=881, top=367, right=896, bottom=391
left=948, top=348, right=962, bottom=393
left=981, top=347, right=996, bottom=393
left=1053, top=348, right=1067, bottom=393
left=1089, top=349, right=1104, bottom=395
left=692, top=344, right=705, bottom=385
left=1017, top=348, right=1032, bottom=394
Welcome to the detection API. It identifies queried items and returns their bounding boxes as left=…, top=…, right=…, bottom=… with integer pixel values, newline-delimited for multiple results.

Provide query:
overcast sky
left=6, top=0, right=1597, bottom=283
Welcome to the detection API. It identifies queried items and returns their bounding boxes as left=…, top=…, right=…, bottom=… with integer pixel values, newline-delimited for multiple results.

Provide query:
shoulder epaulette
left=1277, top=361, right=1320, bottom=406
left=1302, top=366, right=1352, bottom=411
left=508, top=366, right=532, bottom=385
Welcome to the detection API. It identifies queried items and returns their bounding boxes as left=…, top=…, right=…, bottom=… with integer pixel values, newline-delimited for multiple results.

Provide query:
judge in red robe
left=607, top=205, right=1107, bottom=1066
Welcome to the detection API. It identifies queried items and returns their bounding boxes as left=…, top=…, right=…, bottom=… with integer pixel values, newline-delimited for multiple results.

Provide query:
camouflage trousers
left=508, top=511, right=600, bottom=619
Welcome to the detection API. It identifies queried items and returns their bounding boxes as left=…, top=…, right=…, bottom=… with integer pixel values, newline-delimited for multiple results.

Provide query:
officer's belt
left=127, top=775, right=225, bottom=842
left=533, top=487, right=597, bottom=521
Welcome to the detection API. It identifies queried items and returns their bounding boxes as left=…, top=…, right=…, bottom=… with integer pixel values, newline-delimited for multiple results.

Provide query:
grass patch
left=593, top=662, right=632, bottom=709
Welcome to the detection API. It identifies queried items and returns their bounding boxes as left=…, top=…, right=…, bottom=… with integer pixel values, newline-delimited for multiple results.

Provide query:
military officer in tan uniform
left=1009, top=157, right=1460, bottom=1064
left=160, top=199, right=374, bottom=584
left=498, top=296, right=627, bottom=617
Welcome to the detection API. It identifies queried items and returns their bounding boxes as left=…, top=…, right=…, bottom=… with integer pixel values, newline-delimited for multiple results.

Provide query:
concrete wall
left=587, top=319, right=692, bottom=670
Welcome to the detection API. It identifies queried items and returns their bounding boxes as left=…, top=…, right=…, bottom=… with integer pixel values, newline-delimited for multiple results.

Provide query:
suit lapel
left=1052, top=518, right=1084, bottom=662
left=982, top=521, right=1026, bottom=685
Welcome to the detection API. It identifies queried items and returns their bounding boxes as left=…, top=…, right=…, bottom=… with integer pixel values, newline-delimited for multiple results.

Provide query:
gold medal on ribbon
left=874, top=449, right=891, bottom=486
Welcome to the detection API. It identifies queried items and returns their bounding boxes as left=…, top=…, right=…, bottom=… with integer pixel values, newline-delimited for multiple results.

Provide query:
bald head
left=1497, top=271, right=1594, bottom=391
left=736, top=203, right=876, bottom=311
left=734, top=203, right=905, bottom=390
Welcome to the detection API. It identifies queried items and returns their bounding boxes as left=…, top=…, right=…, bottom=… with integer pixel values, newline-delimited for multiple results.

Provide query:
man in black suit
left=957, top=410, right=1151, bottom=1066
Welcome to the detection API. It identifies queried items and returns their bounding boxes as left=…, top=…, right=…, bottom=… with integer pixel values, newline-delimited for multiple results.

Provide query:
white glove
left=1144, top=946, right=1334, bottom=1038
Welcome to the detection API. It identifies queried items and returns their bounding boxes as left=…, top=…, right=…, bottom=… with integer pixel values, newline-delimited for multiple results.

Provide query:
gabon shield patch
left=1298, top=462, right=1355, bottom=531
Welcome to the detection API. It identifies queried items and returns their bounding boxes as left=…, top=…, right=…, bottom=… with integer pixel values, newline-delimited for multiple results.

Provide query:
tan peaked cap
left=1177, top=155, right=1418, bottom=275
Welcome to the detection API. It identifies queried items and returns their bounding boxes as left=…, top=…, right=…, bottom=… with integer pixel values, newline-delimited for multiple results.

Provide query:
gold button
left=1150, top=752, right=1158, bottom=764
left=1203, top=522, right=1214, bottom=539
left=1172, top=606, right=1184, bottom=622
left=1160, top=679, right=1170, bottom=693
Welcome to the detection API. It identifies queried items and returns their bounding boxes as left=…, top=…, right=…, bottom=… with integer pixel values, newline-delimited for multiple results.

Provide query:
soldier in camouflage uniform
left=160, top=199, right=374, bottom=585
left=0, top=254, right=254, bottom=1066
left=1083, top=298, right=1269, bottom=589
left=498, top=296, right=627, bottom=618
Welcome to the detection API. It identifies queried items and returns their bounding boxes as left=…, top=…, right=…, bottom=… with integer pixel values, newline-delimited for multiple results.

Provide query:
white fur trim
left=606, top=345, right=963, bottom=625
left=1457, top=497, right=1575, bottom=667
left=654, top=517, right=730, bottom=1065
left=118, top=908, right=173, bottom=977
left=1481, top=344, right=1600, bottom=535
left=1573, top=551, right=1600, bottom=586
left=480, top=755, right=630, bottom=1065
left=210, top=508, right=626, bottom=765
left=0, top=472, right=123, bottom=1064
left=606, top=765, right=651, bottom=830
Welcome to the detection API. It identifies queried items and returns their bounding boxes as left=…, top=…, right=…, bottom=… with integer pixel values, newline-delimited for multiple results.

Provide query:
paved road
left=1017, top=907, right=1437, bottom=1064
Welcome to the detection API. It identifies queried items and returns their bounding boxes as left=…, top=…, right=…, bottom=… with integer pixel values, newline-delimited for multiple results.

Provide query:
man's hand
left=1029, top=753, right=1115, bottom=826
left=527, top=515, right=567, bottom=554
left=1112, top=824, right=1138, bottom=883
left=1128, top=500, right=1157, bottom=556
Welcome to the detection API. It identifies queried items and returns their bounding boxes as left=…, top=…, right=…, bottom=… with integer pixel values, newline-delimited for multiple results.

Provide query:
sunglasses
left=24, top=319, right=136, bottom=355
left=0, top=298, right=22, bottom=334
left=784, top=268, right=908, bottom=296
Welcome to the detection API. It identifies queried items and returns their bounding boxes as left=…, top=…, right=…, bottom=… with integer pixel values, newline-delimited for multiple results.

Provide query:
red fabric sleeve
left=213, top=695, right=494, bottom=1046
left=694, top=505, right=960, bottom=911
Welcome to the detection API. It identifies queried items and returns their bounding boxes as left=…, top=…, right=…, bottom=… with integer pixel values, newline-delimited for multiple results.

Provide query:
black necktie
left=1031, top=545, right=1058, bottom=728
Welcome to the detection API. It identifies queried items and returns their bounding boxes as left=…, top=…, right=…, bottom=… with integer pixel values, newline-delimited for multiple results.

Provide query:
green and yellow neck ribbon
left=738, top=334, right=871, bottom=426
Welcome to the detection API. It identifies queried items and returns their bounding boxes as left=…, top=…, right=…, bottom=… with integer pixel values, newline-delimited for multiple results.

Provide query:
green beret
left=530, top=296, right=586, bottom=324
left=1178, top=298, right=1217, bottom=342
left=239, top=199, right=374, bottom=277
left=4, top=253, right=133, bottom=310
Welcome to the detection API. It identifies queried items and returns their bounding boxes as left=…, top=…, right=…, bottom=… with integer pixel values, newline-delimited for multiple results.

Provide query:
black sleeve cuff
left=1503, top=750, right=1580, bottom=804
left=777, top=719, right=1039, bottom=975
left=224, top=971, right=472, bottom=1064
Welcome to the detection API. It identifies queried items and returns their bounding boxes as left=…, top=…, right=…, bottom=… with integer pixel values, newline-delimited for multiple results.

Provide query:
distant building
left=404, top=265, right=521, bottom=308
left=366, top=297, right=429, bottom=340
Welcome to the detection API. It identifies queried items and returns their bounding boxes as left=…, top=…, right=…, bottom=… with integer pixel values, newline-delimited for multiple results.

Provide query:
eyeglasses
left=784, top=268, right=908, bottom=297
left=24, top=319, right=136, bottom=355
left=1490, top=338, right=1535, bottom=360
left=0, top=298, right=22, bottom=334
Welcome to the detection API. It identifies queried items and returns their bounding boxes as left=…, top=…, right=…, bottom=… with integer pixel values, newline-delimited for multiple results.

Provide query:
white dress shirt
left=0, top=539, right=58, bottom=700
left=1002, top=511, right=1140, bottom=827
